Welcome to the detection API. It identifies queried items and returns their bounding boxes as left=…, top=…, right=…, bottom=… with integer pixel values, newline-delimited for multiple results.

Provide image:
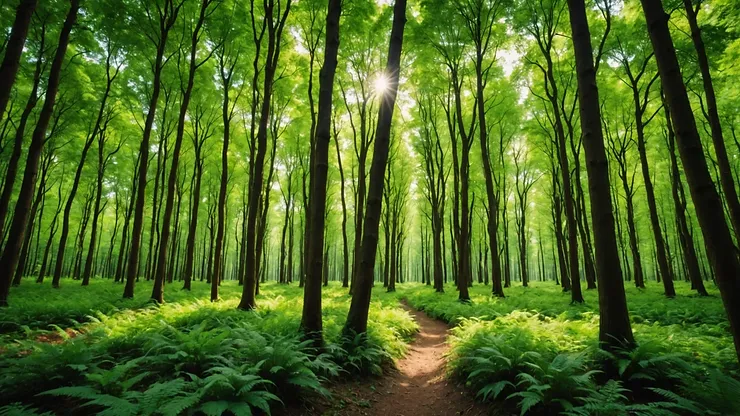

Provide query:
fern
left=41, top=378, right=199, bottom=416
left=682, top=369, right=740, bottom=415
left=0, top=403, right=54, bottom=416
left=506, top=352, right=599, bottom=415
left=332, top=331, right=393, bottom=376
left=196, top=365, right=281, bottom=415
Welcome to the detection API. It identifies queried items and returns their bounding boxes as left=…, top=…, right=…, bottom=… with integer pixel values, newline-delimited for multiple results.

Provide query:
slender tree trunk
left=13, top=154, right=51, bottom=286
left=124, top=1, right=180, bottom=298
left=0, top=24, right=46, bottom=242
left=0, top=0, right=38, bottom=125
left=682, top=0, right=740, bottom=246
left=343, top=0, right=406, bottom=336
left=153, top=0, right=212, bottom=303
left=301, top=0, right=342, bottom=339
left=0, top=0, right=79, bottom=307
left=37, top=186, right=63, bottom=284
left=665, top=106, right=708, bottom=296
left=212, top=82, right=231, bottom=299
left=238, top=0, right=292, bottom=310
left=116, top=157, right=139, bottom=283
left=640, top=0, right=740, bottom=361
left=334, top=117, right=350, bottom=288
left=82, top=144, right=107, bottom=286
left=567, top=0, right=633, bottom=346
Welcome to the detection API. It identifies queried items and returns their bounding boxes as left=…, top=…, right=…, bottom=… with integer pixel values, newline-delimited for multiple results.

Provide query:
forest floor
left=284, top=304, right=503, bottom=416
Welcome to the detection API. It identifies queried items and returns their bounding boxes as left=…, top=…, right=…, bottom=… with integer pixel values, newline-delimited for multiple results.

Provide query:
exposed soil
left=35, top=327, right=79, bottom=344
left=282, top=305, right=506, bottom=416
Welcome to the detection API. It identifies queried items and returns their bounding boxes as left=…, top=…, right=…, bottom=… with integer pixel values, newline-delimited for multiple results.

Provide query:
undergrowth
left=403, top=282, right=739, bottom=415
left=0, top=280, right=418, bottom=415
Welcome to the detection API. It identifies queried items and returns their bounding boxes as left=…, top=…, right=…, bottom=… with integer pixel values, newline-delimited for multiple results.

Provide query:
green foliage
left=404, top=282, right=739, bottom=415
left=681, top=370, right=740, bottom=415
left=331, top=331, right=394, bottom=376
left=508, top=353, right=600, bottom=415
left=0, top=404, right=54, bottom=416
left=597, top=341, right=693, bottom=395
left=0, top=281, right=416, bottom=415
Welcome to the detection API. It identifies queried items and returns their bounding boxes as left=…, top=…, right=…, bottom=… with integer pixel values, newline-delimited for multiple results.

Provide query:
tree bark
left=301, top=0, right=341, bottom=342
left=640, top=0, right=740, bottom=362
left=238, top=0, right=292, bottom=310
left=567, top=0, right=633, bottom=346
left=665, top=104, right=708, bottom=296
left=123, top=0, right=181, bottom=299
left=682, top=0, right=740, bottom=246
left=0, top=0, right=38, bottom=125
left=343, top=0, right=406, bottom=336
left=0, top=0, right=79, bottom=307
left=0, top=22, right=45, bottom=242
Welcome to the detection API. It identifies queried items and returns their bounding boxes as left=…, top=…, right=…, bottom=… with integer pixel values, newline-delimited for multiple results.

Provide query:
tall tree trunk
left=13, top=151, right=52, bottom=286
left=183, top=158, right=203, bottom=290
left=115, top=156, right=139, bottom=283
left=635, top=103, right=674, bottom=296
left=123, top=0, right=181, bottom=299
left=567, top=0, right=633, bottom=346
left=82, top=137, right=109, bottom=286
left=343, top=0, right=406, bottom=336
left=665, top=105, right=708, bottom=296
left=238, top=0, right=292, bottom=310
left=301, top=0, right=341, bottom=340
left=0, top=0, right=38, bottom=125
left=153, top=0, right=213, bottom=303
left=0, top=23, right=45, bottom=242
left=0, top=0, right=79, bottom=307
left=334, top=117, right=350, bottom=288
left=105, top=194, right=121, bottom=279
left=640, top=0, right=740, bottom=361
left=37, top=188, right=63, bottom=284
left=682, top=0, right=740, bottom=246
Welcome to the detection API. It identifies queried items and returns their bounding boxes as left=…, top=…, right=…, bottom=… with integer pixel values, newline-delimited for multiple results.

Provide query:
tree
left=682, top=0, right=740, bottom=247
left=0, top=13, right=47, bottom=243
left=209, top=20, right=242, bottom=299
left=417, top=92, right=448, bottom=293
left=455, top=0, right=507, bottom=299
left=344, top=0, right=407, bottom=336
left=81, top=110, right=122, bottom=286
left=512, top=143, right=538, bottom=287
left=0, top=0, right=38, bottom=125
left=613, top=28, right=674, bottom=296
left=567, top=0, right=633, bottom=347
left=301, top=0, right=342, bottom=345
left=0, top=0, right=79, bottom=307
left=640, top=0, right=740, bottom=362
left=123, top=0, right=183, bottom=299
left=238, top=0, right=292, bottom=310
left=664, top=103, right=708, bottom=296
left=521, top=0, right=583, bottom=303
left=151, top=0, right=219, bottom=304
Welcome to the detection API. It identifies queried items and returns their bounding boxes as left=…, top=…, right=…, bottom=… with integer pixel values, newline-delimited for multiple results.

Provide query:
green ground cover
left=0, top=281, right=417, bottom=416
left=401, top=282, right=739, bottom=415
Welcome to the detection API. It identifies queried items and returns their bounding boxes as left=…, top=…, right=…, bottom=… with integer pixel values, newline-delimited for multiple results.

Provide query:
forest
left=1, top=0, right=740, bottom=414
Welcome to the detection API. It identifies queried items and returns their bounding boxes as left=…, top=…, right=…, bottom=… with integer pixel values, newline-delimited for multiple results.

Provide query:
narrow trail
left=285, top=305, right=502, bottom=416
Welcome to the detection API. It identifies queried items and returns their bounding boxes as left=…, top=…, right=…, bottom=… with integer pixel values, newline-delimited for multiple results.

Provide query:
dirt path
left=284, top=305, right=503, bottom=416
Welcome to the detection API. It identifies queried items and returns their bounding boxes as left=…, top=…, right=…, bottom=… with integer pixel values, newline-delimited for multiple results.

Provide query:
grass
left=400, top=281, right=739, bottom=415
left=0, top=279, right=418, bottom=415
left=3, top=278, right=738, bottom=415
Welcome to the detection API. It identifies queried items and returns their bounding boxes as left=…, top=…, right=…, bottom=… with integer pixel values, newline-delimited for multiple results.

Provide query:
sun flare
left=374, top=73, right=390, bottom=94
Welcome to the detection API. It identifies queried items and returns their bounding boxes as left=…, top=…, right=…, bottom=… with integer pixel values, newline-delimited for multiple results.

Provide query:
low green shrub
left=402, top=281, right=739, bottom=415
left=0, top=280, right=417, bottom=415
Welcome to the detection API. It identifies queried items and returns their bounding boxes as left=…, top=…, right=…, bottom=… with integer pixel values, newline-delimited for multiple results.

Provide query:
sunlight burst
left=374, top=73, right=390, bottom=95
